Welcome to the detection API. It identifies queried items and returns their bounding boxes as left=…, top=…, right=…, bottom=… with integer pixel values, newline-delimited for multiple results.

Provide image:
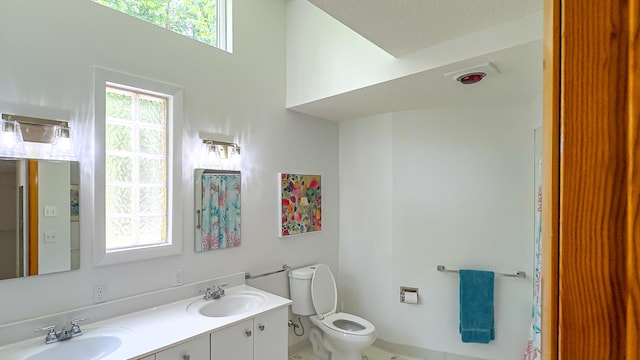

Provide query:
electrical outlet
left=174, top=269, right=184, bottom=287
left=94, top=282, right=107, bottom=303
left=44, top=206, right=57, bottom=217
left=44, top=232, right=57, bottom=243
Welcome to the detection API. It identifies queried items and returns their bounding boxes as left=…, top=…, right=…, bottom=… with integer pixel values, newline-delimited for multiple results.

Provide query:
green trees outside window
left=94, top=0, right=221, bottom=48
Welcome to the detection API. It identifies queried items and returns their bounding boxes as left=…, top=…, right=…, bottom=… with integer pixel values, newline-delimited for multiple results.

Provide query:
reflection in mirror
left=0, top=159, right=80, bottom=280
left=194, top=169, right=241, bottom=252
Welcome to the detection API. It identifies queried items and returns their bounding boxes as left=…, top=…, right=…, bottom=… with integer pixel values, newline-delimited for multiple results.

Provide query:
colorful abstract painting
left=279, top=173, right=321, bottom=237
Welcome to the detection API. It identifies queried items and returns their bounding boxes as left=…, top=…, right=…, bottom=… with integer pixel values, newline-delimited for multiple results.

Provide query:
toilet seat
left=318, top=313, right=376, bottom=336
left=310, top=265, right=376, bottom=337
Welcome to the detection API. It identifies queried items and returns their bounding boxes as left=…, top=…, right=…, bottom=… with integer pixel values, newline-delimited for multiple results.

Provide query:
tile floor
left=288, top=345, right=422, bottom=360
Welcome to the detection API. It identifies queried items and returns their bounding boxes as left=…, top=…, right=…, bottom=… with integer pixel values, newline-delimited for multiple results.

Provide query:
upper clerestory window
left=93, top=0, right=231, bottom=52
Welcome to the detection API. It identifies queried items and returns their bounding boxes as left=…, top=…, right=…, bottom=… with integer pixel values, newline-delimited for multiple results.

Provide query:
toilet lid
left=311, top=264, right=337, bottom=320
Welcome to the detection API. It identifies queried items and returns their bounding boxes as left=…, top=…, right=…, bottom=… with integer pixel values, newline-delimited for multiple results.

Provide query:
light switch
left=44, top=206, right=57, bottom=217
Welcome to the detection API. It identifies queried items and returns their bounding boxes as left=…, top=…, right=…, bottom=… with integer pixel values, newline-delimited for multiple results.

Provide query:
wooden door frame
left=543, top=0, right=640, bottom=358
left=27, top=160, right=38, bottom=276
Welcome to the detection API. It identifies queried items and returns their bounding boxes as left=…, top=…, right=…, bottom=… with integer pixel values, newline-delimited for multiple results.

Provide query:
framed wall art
left=279, top=173, right=321, bottom=237
left=194, top=169, right=241, bottom=252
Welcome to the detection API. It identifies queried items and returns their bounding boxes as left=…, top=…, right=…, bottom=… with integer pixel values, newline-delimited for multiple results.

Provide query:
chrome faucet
left=201, top=284, right=227, bottom=300
left=36, top=318, right=86, bottom=344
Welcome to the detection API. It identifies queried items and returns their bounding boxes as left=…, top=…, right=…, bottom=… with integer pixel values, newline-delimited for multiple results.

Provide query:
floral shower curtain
left=200, top=173, right=241, bottom=251
left=523, top=129, right=542, bottom=359
left=523, top=184, right=542, bottom=359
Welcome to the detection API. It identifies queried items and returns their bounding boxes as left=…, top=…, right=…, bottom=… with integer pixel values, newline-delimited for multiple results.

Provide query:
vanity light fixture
left=50, top=125, right=76, bottom=160
left=0, top=118, right=27, bottom=157
left=0, top=114, right=76, bottom=160
left=200, top=138, right=241, bottom=170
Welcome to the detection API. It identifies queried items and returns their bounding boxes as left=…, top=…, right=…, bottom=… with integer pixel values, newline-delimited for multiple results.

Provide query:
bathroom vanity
left=0, top=280, right=291, bottom=360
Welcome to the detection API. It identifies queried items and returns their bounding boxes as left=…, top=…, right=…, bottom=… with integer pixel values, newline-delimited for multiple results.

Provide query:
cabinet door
left=210, top=318, right=253, bottom=360
left=155, top=335, right=210, bottom=360
left=254, top=307, right=288, bottom=360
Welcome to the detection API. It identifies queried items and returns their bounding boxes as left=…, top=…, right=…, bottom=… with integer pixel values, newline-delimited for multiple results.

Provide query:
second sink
left=187, top=291, right=268, bottom=318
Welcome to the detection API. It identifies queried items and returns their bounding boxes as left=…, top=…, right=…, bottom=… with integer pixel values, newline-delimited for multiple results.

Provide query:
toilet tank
left=288, top=265, right=317, bottom=316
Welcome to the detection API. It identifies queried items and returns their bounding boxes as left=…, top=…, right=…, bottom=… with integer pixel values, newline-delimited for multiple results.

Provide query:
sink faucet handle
left=70, top=318, right=87, bottom=336
left=35, top=325, right=58, bottom=343
left=35, top=325, right=56, bottom=333
left=200, top=287, right=214, bottom=300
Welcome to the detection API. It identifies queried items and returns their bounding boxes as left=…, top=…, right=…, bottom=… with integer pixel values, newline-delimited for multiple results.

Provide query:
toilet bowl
left=289, top=264, right=377, bottom=360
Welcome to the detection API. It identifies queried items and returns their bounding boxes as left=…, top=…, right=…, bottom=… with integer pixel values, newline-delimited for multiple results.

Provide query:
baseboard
left=374, top=338, right=487, bottom=360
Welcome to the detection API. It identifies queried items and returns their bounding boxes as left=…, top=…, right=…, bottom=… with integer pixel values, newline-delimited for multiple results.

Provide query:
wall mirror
left=0, top=159, right=80, bottom=280
left=194, top=169, right=241, bottom=252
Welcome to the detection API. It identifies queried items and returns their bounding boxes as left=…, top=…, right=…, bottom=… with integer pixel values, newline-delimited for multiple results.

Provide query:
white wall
left=38, top=161, right=71, bottom=274
left=338, top=113, right=394, bottom=338
left=339, top=99, right=539, bottom=360
left=0, top=1, right=339, bottom=348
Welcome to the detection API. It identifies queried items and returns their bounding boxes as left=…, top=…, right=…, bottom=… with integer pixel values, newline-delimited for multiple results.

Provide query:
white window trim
left=218, top=0, right=233, bottom=53
left=93, top=67, right=183, bottom=266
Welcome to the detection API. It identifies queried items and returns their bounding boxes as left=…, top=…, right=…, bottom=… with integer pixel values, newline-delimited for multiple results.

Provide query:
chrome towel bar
left=245, top=264, right=291, bottom=280
left=437, top=265, right=526, bottom=279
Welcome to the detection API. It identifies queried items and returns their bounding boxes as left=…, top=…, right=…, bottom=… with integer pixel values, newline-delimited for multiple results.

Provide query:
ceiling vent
left=444, top=63, right=499, bottom=85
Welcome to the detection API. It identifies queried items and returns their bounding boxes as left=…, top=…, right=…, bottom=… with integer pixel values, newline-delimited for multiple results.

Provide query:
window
left=94, top=68, right=183, bottom=266
left=105, top=86, right=167, bottom=250
left=93, top=0, right=230, bottom=52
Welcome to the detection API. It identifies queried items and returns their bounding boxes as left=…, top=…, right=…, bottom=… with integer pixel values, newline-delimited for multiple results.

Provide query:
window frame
left=94, top=67, right=183, bottom=266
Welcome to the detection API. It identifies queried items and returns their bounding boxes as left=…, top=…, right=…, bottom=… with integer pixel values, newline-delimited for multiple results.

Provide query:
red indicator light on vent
left=456, top=72, right=486, bottom=85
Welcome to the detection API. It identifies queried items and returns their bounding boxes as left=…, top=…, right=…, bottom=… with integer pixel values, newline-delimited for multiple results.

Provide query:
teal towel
left=459, top=269, right=495, bottom=344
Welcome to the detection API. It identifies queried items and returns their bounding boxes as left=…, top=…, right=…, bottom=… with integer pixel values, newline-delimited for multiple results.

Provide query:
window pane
left=139, top=158, right=166, bottom=184
left=139, top=97, right=166, bottom=125
left=106, top=217, right=134, bottom=248
left=139, top=128, right=166, bottom=155
left=106, top=155, right=133, bottom=183
left=139, top=216, right=166, bottom=245
left=140, top=187, right=166, bottom=213
left=93, top=0, right=220, bottom=49
left=106, top=91, right=133, bottom=120
left=106, top=186, right=133, bottom=214
left=106, top=123, right=133, bottom=151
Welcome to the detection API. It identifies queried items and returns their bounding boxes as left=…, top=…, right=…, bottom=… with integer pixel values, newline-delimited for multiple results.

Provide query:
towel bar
left=437, top=265, right=526, bottom=278
left=245, top=264, right=291, bottom=280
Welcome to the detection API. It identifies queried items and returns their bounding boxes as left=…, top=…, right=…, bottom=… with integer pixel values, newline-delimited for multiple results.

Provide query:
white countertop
left=0, top=284, right=292, bottom=360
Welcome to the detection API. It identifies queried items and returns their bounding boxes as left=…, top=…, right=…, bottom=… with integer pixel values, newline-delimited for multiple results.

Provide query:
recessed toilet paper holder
left=400, top=286, right=418, bottom=304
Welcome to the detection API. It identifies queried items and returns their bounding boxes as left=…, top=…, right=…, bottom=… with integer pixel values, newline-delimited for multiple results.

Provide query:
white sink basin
left=187, top=291, right=268, bottom=317
left=5, top=328, right=130, bottom=360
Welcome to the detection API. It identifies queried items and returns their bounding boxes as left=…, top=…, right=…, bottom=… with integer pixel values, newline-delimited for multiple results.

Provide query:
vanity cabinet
left=155, top=334, right=209, bottom=360
left=210, top=319, right=253, bottom=360
left=252, top=306, right=288, bottom=360
left=133, top=306, right=288, bottom=360
left=210, top=306, right=288, bottom=360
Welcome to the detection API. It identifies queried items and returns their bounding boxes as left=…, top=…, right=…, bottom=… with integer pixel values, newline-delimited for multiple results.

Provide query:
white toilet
left=289, top=264, right=376, bottom=360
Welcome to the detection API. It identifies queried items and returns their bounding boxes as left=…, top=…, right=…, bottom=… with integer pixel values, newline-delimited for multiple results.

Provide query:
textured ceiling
left=308, top=0, right=543, bottom=56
